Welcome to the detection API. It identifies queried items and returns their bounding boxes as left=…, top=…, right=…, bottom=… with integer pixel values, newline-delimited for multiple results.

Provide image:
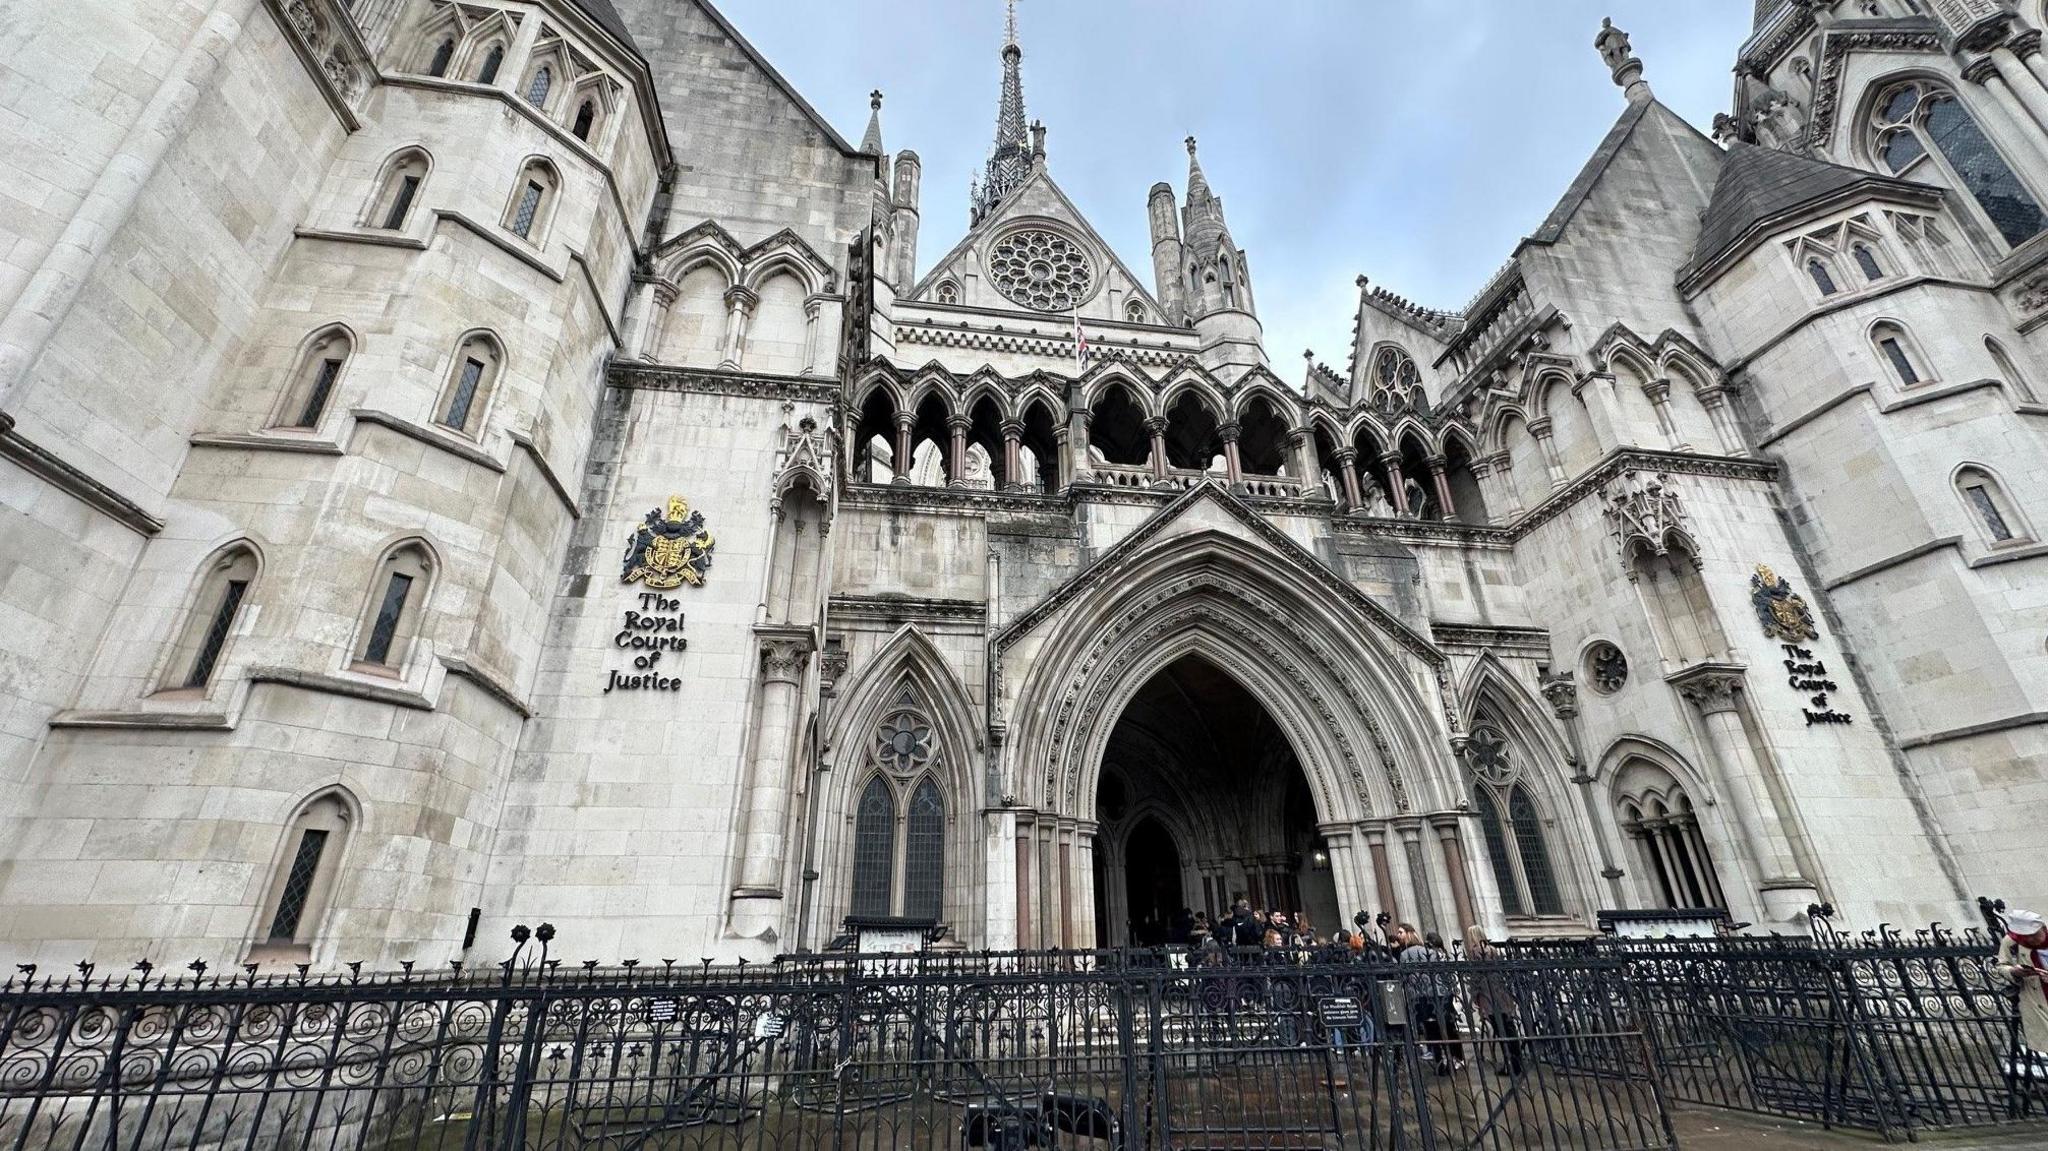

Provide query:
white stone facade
left=0, top=0, right=2041, bottom=968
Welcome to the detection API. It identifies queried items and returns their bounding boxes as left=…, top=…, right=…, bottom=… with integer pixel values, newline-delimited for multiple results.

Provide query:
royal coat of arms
left=1749, top=563, right=1818, bottom=643
left=622, top=496, right=716, bottom=589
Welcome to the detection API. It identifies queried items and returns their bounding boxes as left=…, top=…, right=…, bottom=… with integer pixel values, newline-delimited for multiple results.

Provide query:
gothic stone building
left=0, top=0, right=2043, bottom=967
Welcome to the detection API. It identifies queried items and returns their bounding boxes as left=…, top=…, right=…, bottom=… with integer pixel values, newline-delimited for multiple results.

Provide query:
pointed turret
left=1175, top=137, right=1264, bottom=371
left=972, top=0, right=1034, bottom=225
left=861, top=89, right=886, bottom=159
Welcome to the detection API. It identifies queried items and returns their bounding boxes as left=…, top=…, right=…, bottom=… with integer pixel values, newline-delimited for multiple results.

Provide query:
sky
left=713, top=0, right=1756, bottom=378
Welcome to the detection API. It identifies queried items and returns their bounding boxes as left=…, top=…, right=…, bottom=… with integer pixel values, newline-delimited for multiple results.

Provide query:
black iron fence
left=0, top=928, right=2035, bottom=1151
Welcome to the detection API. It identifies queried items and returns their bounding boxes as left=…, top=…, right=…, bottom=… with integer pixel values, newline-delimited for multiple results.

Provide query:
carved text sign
left=607, top=593, right=688, bottom=693
left=1781, top=643, right=1852, bottom=727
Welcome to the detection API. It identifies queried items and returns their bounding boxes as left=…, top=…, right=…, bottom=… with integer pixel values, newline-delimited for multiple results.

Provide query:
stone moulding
left=607, top=364, right=840, bottom=405
left=440, top=654, right=534, bottom=719
left=828, top=595, right=988, bottom=625
left=0, top=412, right=164, bottom=537
left=1431, top=623, right=1553, bottom=655
left=249, top=666, right=434, bottom=711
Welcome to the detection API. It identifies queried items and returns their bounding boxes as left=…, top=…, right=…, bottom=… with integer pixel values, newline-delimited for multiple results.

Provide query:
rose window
left=1465, top=726, right=1516, bottom=787
left=989, top=229, right=1094, bottom=312
left=1586, top=642, right=1629, bottom=694
left=876, top=711, right=934, bottom=776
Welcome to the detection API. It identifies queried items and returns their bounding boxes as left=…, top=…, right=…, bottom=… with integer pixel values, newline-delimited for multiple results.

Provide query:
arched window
left=425, top=37, right=454, bottom=77
left=1464, top=724, right=1569, bottom=920
left=1371, top=346, right=1423, bottom=399
left=905, top=779, right=945, bottom=921
left=1870, top=81, right=2048, bottom=248
left=1985, top=335, right=2037, bottom=402
left=1218, top=256, right=1236, bottom=307
left=504, top=159, right=558, bottom=243
left=162, top=545, right=257, bottom=692
left=851, top=775, right=895, bottom=918
left=935, top=280, right=959, bottom=305
left=474, top=43, right=504, bottom=84
left=367, top=149, right=429, bottom=231
left=274, top=326, right=351, bottom=430
left=1853, top=242, right=1884, bottom=282
left=353, top=542, right=432, bottom=672
left=1616, top=761, right=1725, bottom=910
left=525, top=65, right=553, bottom=107
left=1870, top=321, right=1928, bottom=386
left=435, top=332, right=502, bottom=435
left=1955, top=465, right=2028, bottom=545
left=257, top=792, right=353, bottom=952
left=1125, top=300, right=1146, bottom=324
left=572, top=99, right=597, bottom=142
left=1806, top=257, right=1838, bottom=296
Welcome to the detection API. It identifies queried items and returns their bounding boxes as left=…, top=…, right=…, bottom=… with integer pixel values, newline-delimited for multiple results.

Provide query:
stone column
left=1426, top=456, right=1456, bottom=520
left=1485, top=452, right=1522, bottom=517
left=1963, top=55, right=2048, bottom=151
left=720, top=285, right=758, bottom=370
left=1145, top=416, right=1170, bottom=483
left=619, top=278, right=664, bottom=361
left=1467, top=456, right=1496, bottom=525
left=730, top=630, right=813, bottom=938
left=1395, top=821, right=1435, bottom=934
left=1289, top=428, right=1322, bottom=492
left=892, top=411, right=913, bottom=485
left=1380, top=452, right=1410, bottom=516
left=1540, top=672, right=1627, bottom=906
left=1001, top=419, right=1024, bottom=490
left=1698, top=388, right=1747, bottom=457
left=801, top=297, right=825, bottom=376
left=1527, top=418, right=1567, bottom=487
left=1990, top=47, right=2048, bottom=138
left=1431, top=816, right=1477, bottom=933
left=1672, top=667, right=1817, bottom=923
left=947, top=414, right=969, bottom=488
left=1053, top=423, right=1073, bottom=490
left=2015, top=29, right=2048, bottom=92
left=1365, top=829, right=1398, bottom=923
left=1219, top=422, right=1243, bottom=485
left=1644, top=377, right=1681, bottom=448
left=1331, top=447, right=1362, bottom=511
left=1067, top=401, right=1092, bottom=484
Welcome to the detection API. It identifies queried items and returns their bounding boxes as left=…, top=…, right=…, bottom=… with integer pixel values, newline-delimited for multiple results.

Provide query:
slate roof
left=570, top=0, right=638, bottom=55
left=1680, top=142, right=1937, bottom=282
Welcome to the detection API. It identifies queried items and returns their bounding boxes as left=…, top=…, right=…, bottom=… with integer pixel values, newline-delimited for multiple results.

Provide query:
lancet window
left=1871, top=81, right=2048, bottom=248
left=849, top=686, right=948, bottom=922
left=1465, top=724, right=1564, bottom=918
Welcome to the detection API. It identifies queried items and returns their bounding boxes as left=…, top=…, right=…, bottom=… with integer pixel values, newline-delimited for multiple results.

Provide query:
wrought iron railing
left=0, top=925, right=2036, bottom=1150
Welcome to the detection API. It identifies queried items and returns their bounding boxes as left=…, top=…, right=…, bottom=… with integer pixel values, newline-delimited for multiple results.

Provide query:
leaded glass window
left=1872, top=82, right=2047, bottom=248
left=1510, top=786, right=1564, bottom=916
left=476, top=44, right=504, bottom=84
left=184, top=578, right=248, bottom=689
left=1474, top=787, right=1523, bottom=918
left=383, top=175, right=420, bottom=230
left=1806, top=258, right=1837, bottom=296
left=427, top=38, right=454, bottom=78
left=1965, top=481, right=2015, bottom=541
left=443, top=357, right=486, bottom=428
left=1854, top=243, right=1883, bottom=282
left=512, top=181, right=543, bottom=239
left=851, top=776, right=895, bottom=917
left=1877, top=332, right=1921, bottom=385
left=904, top=779, right=944, bottom=921
left=573, top=100, right=596, bottom=142
left=526, top=66, right=552, bottom=106
left=296, top=357, right=342, bottom=428
left=268, top=829, right=329, bottom=941
left=363, top=572, right=413, bottom=666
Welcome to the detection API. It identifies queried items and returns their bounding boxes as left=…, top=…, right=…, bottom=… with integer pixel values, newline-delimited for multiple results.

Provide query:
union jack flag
left=1072, top=308, right=1090, bottom=373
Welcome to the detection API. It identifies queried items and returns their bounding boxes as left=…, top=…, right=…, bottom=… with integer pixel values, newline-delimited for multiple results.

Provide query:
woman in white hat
left=1997, top=909, right=2048, bottom=1065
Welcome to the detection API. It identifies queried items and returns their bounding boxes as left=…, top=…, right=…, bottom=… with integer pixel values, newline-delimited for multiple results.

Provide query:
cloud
left=710, top=0, right=1749, bottom=380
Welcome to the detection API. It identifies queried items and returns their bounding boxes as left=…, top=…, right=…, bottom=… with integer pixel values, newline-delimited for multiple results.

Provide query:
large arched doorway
left=1091, top=654, right=1341, bottom=945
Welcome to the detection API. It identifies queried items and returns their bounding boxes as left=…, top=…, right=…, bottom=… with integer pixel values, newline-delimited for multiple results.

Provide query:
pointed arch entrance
left=995, top=487, right=1482, bottom=951
left=1090, top=654, right=1340, bottom=946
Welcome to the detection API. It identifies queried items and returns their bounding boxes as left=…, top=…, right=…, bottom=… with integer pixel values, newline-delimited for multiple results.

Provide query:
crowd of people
left=1145, top=899, right=1523, bottom=1076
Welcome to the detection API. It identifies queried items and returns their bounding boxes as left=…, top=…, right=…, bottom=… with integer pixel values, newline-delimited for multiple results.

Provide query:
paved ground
left=1669, top=1107, right=2048, bottom=1149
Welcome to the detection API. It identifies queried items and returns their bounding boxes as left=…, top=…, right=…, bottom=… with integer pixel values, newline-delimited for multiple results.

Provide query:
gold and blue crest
left=1749, top=563, right=1817, bottom=643
left=622, top=495, right=715, bottom=589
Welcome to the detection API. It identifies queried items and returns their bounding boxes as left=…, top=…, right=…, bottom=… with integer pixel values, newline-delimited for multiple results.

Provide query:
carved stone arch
left=658, top=241, right=741, bottom=290
left=1231, top=377, right=1299, bottom=426
left=1344, top=410, right=1392, bottom=451
left=743, top=251, right=827, bottom=299
left=1482, top=404, right=1530, bottom=455
left=1438, top=421, right=1481, bottom=460
left=817, top=625, right=983, bottom=937
left=1082, top=367, right=1159, bottom=419
left=1602, top=339, right=1659, bottom=385
left=959, top=377, right=1011, bottom=423
left=1458, top=655, right=1595, bottom=913
left=1389, top=418, right=1433, bottom=454
left=1013, top=380, right=1062, bottom=420
left=1531, top=369, right=1579, bottom=419
left=1158, top=371, right=1227, bottom=420
left=1005, top=529, right=1455, bottom=824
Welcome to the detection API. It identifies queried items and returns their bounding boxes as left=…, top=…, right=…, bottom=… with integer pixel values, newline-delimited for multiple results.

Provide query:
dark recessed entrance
left=1090, top=653, right=1339, bottom=946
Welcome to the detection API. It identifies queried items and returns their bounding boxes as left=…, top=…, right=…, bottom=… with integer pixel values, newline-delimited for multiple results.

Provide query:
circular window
left=989, top=228, right=1095, bottom=312
left=1585, top=642, right=1629, bottom=694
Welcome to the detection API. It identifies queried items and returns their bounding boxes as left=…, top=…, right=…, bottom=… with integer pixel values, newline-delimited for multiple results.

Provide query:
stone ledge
left=1896, top=709, right=2048, bottom=751
left=608, top=363, right=840, bottom=404
left=0, top=411, right=163, bottom=536
left=1430, top=623, right=1551, bottom=654
left=1823, top=535, right=1964, bottom=590
left=432, top=210, right=562, bottom=282
left=440, top=654, right=533, bottom=719
left=829, top=594, right=988, bottom=625
left=46, top=709, right=232, bottom=731
left=509, top=431, right=580, bottom=519
left=189, top=430, right=346, bottom=456
left=290, top=226, right=429, bottom=251
left=248, top=666, right=434, bottom=711
left=350, top=409, right=504, bottom=473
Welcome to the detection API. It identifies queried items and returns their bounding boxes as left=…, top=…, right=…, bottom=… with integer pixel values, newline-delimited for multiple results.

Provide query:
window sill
left=189, top=429, right=346, bottom=456
left=248, top=665, right=434, bottom=712
left=245, top=942, right=314, bottom=969
left=291, top=225, right=430, bottom=252
left=1968, top=539, right=2048, bottom=568
left=348, top=409, right=504, bottom=473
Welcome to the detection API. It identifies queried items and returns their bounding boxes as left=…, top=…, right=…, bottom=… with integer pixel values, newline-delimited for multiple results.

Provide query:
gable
left=997, top=482, right=1442, bottom=666
left=910, top=168, right=1165, bottom=323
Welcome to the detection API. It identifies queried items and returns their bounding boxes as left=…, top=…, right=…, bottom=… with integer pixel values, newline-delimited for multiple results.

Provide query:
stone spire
left=1184, top=135, right=1214, bottom=208
left=971, top=0, right=1033, bottom=225
left=1596, top=17, right=1651, bottom=103
left=860, top=89, right=885, bottom=157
